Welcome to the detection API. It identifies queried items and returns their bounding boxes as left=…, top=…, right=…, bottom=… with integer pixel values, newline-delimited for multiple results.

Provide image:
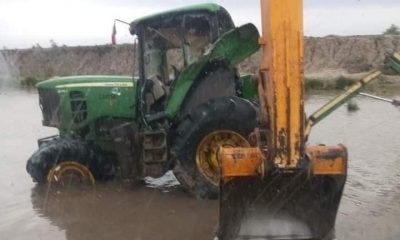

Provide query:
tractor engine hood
left=36, top=75, right=137, bottom=129
left=36, top=75, right=135, bottom=90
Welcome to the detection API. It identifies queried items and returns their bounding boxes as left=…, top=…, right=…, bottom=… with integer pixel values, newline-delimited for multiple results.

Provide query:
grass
left=334, top=77, right=355, bottom=90
left=305, top=79, right=325, bottom=90
left=20, top=76, right=45, bottom=88
left=305, top=77, right=357, bottom=91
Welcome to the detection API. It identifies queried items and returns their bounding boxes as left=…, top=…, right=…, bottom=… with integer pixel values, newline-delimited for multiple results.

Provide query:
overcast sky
left=0, top=0, right=400, bottom=49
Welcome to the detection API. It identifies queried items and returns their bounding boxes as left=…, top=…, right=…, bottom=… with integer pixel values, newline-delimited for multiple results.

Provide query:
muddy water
left=0, top=89, right=399, bottom=240
left=307, top=90, right=400, bottom=240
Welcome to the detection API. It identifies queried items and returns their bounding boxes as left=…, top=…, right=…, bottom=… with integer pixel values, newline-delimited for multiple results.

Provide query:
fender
left=164, top=23, right=260, bottom=118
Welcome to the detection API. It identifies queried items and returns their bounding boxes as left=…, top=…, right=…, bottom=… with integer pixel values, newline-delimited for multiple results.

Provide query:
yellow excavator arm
left=219, top=0, right=351, bottom=179
left=217, top=1, right=352, bottom=239
left=258, top=0, right=305, bottom=168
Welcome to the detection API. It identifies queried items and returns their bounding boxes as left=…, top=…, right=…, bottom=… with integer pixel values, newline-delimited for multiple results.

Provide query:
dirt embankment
left=0, top=45, right=135, bottom=84
left=1, top=35, right=400, bottom=84
left=240, top=35, right=400, bottom=81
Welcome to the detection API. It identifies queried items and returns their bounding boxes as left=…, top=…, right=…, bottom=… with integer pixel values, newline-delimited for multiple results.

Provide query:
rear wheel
left=172, top=97, right=258, bottom=199
left=196, top=130, right=250, bottom=185
left=26, top=138, right=115, bottom=185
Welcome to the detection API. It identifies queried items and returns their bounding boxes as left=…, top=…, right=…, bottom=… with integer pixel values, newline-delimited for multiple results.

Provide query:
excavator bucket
left=217, top=145, right=348, bottom=240
left=218, top=174, right=346, bottom=240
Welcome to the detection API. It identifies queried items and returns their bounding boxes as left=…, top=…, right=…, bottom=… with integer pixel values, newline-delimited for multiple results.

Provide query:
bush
left=21, top=77, right=38, bottom=87
left=384, top=24, right=400, bottom=35
left=335, top=77, right=354, bottom=90
left=305, top=79, right=324, bottom=90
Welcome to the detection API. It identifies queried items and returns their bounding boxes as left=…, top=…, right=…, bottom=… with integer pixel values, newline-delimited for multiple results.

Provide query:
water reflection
left=308, top=91, right=400, bottom=240
left=1, top=89, right=400, bottom=240
left=30, top=181, right=218, bottom=240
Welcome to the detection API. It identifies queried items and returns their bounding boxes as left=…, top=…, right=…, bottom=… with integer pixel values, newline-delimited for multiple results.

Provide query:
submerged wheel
left=26, top=138, right=115, bottom=184
left=47, top=161, right=95, bottom=185
left=172, top=97, right=258, bottom=199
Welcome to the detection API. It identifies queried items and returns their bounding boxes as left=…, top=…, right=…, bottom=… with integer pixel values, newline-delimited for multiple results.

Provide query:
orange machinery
left=216, top=0, right=385, bottom=239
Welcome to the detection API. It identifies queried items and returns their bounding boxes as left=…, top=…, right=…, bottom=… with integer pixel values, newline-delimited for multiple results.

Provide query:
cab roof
left=130, top=3, right=226, bottom=34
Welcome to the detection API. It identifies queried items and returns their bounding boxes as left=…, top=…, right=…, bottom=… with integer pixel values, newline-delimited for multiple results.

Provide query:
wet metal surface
left=0, top=89, right=400, bottom=240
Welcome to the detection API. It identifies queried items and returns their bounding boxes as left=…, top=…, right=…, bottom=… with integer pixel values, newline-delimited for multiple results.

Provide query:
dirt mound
left=1, top=35, right=400, bottom=83
left=305, top=35, right=400, bottom=73
left=305, top=35, right=400, bottom=80
left=239, top=35, right=400, bottom=80
left=1, top=44, right=134, bottom=83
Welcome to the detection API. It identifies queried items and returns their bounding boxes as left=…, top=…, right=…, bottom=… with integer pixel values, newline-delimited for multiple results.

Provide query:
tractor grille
left=39, top=89, right=60, bottom=127
left=70, top=91, right=87, bottom=123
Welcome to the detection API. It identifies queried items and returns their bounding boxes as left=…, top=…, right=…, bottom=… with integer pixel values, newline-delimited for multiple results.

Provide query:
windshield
left=142, top=14, right=212, bottom=85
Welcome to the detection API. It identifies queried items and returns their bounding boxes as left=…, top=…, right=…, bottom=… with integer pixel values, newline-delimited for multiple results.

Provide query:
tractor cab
left=129, top=4, right=235, bottom=121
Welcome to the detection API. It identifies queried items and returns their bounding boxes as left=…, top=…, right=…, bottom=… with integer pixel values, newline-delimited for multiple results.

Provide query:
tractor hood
left=36, top=75, right=136, bottom=90
left=36, top=75, right=137, bottom=130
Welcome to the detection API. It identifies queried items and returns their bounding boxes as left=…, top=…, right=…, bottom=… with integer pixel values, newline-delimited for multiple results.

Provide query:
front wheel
left=26, top=138, right=115, bottom=185
left=171, top=97, right=258, bottom=199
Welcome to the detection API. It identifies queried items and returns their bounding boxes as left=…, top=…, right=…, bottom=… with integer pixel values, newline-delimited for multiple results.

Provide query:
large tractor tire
left=179, top=66, right=237, bottom=118
left=172, top=97, right=258, bottom=199
left=26, top=138, right=115, bottom=184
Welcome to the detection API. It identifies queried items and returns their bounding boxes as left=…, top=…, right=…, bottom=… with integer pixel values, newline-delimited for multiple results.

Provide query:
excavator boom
left=258, top=0, right=305, bottom=168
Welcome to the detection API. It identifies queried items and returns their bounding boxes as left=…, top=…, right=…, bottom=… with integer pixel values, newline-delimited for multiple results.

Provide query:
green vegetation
left=384, top=24, right=400, bottom=35
left=305, top=77, right=355, bottom=91
left=334, top=77, right=355, bottom=90
left=20, top=76, right=39, bottom=87
left=305, top=78, right=325, bottom=90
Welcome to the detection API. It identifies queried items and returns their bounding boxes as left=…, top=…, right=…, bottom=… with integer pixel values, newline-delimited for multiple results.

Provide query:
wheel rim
left=47, top=161, right=95, bottom=185
left=196, top=130, right=250, bottom=186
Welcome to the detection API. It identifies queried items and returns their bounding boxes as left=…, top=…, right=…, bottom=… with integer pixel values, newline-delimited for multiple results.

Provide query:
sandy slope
left=1, top=35, right=400, bottom=83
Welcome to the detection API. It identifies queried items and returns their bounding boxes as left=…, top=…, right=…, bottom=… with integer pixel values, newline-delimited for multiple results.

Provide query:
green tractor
left=26, top=3, right=260, bottom=198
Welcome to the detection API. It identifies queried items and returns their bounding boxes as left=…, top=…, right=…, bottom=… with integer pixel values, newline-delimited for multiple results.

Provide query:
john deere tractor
left=26, top=3, right=260, bottom=198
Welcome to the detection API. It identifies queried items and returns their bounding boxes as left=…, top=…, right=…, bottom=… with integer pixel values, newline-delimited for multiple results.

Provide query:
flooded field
left=0, top=89, right=399, bottom=240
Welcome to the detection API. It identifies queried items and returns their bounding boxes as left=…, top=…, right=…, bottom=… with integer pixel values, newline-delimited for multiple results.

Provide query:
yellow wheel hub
left=196, top=130, right=250, bottom=186
left=47, top=161, right=95, bottom=185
